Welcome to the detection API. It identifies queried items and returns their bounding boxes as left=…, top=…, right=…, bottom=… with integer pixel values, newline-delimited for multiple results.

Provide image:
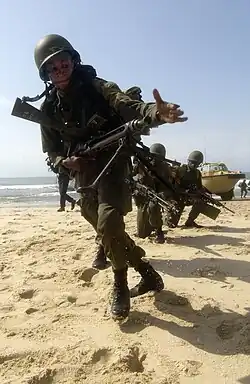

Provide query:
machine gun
left=10, top=96, right=235, bottom=218
left=125, top=177, right=177, bottom=212
left=11, top=97, right=178, bottom=197
left=188, top=190, right=235, bottom=215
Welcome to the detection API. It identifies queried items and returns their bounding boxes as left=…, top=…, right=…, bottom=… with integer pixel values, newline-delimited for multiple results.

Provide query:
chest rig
left=43, top=69, right=124, bottom=155
left=178, top=165, right=200, bottom=190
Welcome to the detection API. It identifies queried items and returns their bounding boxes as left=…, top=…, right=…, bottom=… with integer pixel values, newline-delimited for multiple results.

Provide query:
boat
left=199, top=162, right=245, bottom=200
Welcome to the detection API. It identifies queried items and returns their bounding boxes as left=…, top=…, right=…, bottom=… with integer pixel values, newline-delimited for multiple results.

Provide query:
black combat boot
left=130, top=260, right=164, bottom=298
left=155, top=229, right=165, bottom=244
left=111, top=267, right=130, bottom=320
left=57, top=206, right=65, bottom=212
left=92, top=245, right=108, bottom=270
left=184, top=218, right=202, bottom=228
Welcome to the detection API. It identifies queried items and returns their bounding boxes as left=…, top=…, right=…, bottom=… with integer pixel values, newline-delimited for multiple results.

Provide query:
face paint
left=188, top=160, right=199, bottom=169
left=46, top=51, right=74, bottom=89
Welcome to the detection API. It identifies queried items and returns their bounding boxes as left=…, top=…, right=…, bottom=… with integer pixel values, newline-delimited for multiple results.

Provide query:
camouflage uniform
left=168, top=151, right=205, bottom=228
left=36, top=34, right=168, bottom=320
left=240, top=179, right=248, bottom=198
left=133, top=145, right=175, bottom=243
left=57, top=171, right=76, bottom=212
left=41, top=75, right=163, bottom=265
left=47, top=159, right=76, bottom=211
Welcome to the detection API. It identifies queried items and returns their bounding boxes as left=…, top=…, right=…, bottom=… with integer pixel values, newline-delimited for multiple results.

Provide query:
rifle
left=134, top=142, right=181, bottom=167
left=187, top=190, right=235, bottom=215
left=11, top=96, right=234, bottom=218
left=11, top=97, right=88, bottom=138
left=195, top=190, right=235, bottom=214
left=11, top=96, right=178, bottom=195
left=126, top=178, right=177, bottom=212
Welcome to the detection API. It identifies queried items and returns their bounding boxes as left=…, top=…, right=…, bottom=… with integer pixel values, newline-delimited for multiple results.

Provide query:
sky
left=0, top=0, right=249, bottom=177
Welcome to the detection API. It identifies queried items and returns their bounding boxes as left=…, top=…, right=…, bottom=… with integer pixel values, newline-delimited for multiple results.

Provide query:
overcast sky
left=0, top=0, right=249, bottom=177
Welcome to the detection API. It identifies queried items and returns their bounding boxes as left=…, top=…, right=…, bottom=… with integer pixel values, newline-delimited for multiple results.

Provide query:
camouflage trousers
left=79, top=193, right=145, bottom=270
left=58, top=173, right=75, bottom=208
left=165, top=200, right=203, bottom=228
left=136, top=201, right=163, bottom=238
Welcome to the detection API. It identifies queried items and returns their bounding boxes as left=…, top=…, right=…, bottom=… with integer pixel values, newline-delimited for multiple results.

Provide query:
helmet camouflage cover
left=34, top=34, right=81, bottom=81
left=188, top=150, right=204, bottom=164
left=125, top=86, right=142, bottom=96
left=150, top=143, right=166, bottom=158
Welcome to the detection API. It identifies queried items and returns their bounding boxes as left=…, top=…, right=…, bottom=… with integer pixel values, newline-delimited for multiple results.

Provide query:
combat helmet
left=34, top=34, right=81, bottom=81
left=187, top=150, right=204, bottom=165
left=125, top=86, right=142, bottom=96
left=125, top=86, right=142, bottom=101
left=150, top=143, right=166, bottom=158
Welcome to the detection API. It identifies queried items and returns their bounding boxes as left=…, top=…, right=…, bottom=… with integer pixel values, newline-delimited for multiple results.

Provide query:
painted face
left=188, top=160, right=199, bottom=169
left=45, top=51, right=74, bottom=89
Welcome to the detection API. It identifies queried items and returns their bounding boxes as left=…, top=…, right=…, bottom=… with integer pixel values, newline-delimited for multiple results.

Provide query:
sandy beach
left=0, top=201, right=250, bottom=383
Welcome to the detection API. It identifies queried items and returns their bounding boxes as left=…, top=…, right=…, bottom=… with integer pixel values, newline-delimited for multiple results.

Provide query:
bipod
left=77, top=138, right=129, bottom=194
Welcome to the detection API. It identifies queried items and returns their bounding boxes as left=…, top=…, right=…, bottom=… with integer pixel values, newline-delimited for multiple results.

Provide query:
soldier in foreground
left=32, top=34, right=187, bottom=321
left=133, top=143, right=175, bottom=243
left=91, top=86, right=144, bottom=270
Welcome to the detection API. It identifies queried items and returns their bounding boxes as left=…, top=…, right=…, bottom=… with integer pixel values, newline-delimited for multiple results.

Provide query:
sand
left=0, top=201, right=250, bottom=383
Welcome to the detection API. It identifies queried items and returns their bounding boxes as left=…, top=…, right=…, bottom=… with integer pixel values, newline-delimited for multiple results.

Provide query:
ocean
left=0, top=174, right=248, bottom=207
left=0, top=176, right=78, bottom=207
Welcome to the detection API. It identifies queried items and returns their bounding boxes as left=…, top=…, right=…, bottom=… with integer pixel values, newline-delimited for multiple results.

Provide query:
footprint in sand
left=67, top=295, right=77, bottom=304
left=191, top=265, right=227, bottom=280
left=111, top=345, right=148, bottom=373
left=18, top=288, right=36, bottom=299
left=24, top=368, right=56, bottom=384
left=0, top=263, right=5, bottom=272
left=118, top=345, right=147, bottom=373
left=216, top=319, right=243, bottom=339
left=25, top=307, right=39, bottom=315
left=89, top=345, right=147, bottom=373
left=176, top=359, right=203, bottom=377
left=74, top=267, right=99, bottom=282
left=91, top=348, right=112, bottom=364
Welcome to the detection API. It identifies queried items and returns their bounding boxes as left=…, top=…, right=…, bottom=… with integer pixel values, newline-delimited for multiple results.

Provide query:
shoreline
left=1, top=194, right=250, bottom=209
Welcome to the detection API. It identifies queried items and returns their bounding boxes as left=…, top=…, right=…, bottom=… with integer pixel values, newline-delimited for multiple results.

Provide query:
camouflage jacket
left=173, top=164, right=203, bottom=191
left=133, top=158, right=174, bottom=196
left=40, top=70, right=163, bottom=166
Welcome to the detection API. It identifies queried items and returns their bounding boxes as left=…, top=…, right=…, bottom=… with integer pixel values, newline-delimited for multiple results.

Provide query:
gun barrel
left=165, top=158, right=181, bottom=166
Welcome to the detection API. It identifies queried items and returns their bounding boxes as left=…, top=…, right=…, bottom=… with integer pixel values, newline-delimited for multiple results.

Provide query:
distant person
left=240, top=179, right=248, bottom=199
left=57, top=171, right=76, bottom=212
left=46, top=158, right=76, bottom=211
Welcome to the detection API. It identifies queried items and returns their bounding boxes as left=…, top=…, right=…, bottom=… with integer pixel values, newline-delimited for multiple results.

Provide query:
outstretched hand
left=153, top=89, right=188, bottom=124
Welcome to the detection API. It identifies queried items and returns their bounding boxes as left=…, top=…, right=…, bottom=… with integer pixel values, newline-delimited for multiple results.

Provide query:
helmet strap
left=22, top=83, right=54, bottom=103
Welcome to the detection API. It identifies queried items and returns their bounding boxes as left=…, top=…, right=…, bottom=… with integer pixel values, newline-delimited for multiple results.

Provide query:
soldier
left=240, top=179, right=248, bottom=199
left=57, top=171, right=76, bottom=212
left=91, top=85, right=144, bottom=270
left=168, top=150, right=206, bottom=228
left=34, top=34, right=187, bottom=320
left=125, top=86, right=143, bottom=101
left=46, top=157, right=76, bottom=211
left=133, top=143, right=175, bottom=243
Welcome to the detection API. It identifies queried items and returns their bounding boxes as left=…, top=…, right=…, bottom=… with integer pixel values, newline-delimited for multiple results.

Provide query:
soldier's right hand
left=62, top=156, right=82, bottom=172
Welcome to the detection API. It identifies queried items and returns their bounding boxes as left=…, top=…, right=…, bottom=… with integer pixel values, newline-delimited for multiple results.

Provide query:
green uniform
left=240, top=180, right=248, bottom=198
left=40, top=69, right=163, bottom=271
left=167, top=164, right=204, bottom=227
left=133, top=158, right=175, bottom=238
